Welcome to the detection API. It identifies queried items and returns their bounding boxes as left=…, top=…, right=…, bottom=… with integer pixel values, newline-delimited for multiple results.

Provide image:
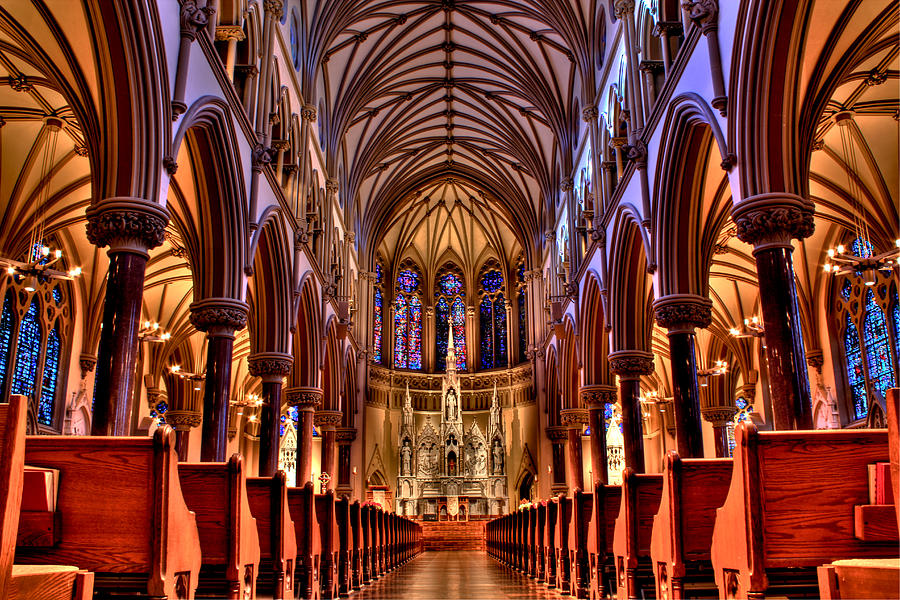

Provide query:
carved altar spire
left=445, top=323, right=457, bottom=373
left=402, top=382, right=414, bottom=432
left=489, top=383, right=502, bottom=439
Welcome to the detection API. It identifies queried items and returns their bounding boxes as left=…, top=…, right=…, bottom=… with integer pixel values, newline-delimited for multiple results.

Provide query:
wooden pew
left=529, top=504, right=538, bottom=578
left=360, top=504, right=372, bottom=583
left=557, top=494, right=574, bottom=594
left=246, top=472, right=297, bottom=600
left=349, top=501, right=362, bottom=590
left=572, top=488, right=593, bottom=599
left=545, top=497, right=559, bottom=587
left=2, top=396, right=94, bottom=600
left=335, top=496, right=350, bottom=597
left=612, top=469, right=662, bottom=600
left=711, top=422, right=897, bottom=599
left=178, top=455, right=260, bottom=598
left=287, top=482, right=320, bottom=600
left=536, top=502, right=547, bottom=582
left=649, top=454, right=732, bottom=600
left=589, top=483, right=621, bottom=600
left=15, top=425, right=200, bottom=598
left=315, top=491, right=339, bottom=600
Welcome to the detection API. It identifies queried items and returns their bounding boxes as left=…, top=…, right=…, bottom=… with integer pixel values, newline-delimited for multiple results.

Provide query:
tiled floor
left=353, top=551, right=566, bottom=599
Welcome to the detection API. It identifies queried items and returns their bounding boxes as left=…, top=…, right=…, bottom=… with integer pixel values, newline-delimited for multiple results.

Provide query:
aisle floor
left=353, top=551, right=566, bottom=600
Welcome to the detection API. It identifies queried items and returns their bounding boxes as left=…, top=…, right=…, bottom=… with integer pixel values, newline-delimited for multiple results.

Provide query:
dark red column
left=248, top=353, right=293, bottom=476
left=733, top=194, right=815, bottom=430
left=702, top=408, right=736, bottom=457
left=546, top=427, right=568, bottom=496
left=561, top=408, right=588, bottom=491
left=86, top=199, right=169, bottom=436
left=190, top=298, right=248, bottom=462
left=609, top=351, right=655, bottom=473
left=316, top=410, right=343, bottom=490
left=581, top=385, right=617, bottom=486
left=287, top=387, right=323, bottom=485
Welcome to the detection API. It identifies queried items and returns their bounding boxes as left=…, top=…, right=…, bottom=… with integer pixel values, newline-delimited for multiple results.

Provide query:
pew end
left=288, top=482, right=321, bottom=600
left=612, top=468, right=662, bottom=600
left=247, top=471, right=298, bottom=600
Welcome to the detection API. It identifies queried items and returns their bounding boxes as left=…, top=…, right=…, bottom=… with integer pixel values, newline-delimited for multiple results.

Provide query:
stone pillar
left=166, top=410, right=202, bottom=460
left=336, top=427, right=358, bottom=497
left=581, top=385, right=617, bottom=486
left=682, top=0, right=727, bottom=115
left=702, top=406, right=737, bottom=458
left=560, top=408, right=589, bottom=491
left=86, top=198, right=169, bottom=436
left=215, top=25, right=245, bottom=81
left=733, top=194, right=815, bottom=430
left=248, top=352, right=293, bottom=476
left=546, top=426, right=569, bottom=496
left=608, top=351, right=655, bottom=473
left=285, top=386, right=323, bottom=485
left=190, top=298, right=249, bottom=462
left=172, top=0, right=211, bottom=117
left=653, top=295, right=712, bottom=458
left=315, top=409, right=344, bottom=491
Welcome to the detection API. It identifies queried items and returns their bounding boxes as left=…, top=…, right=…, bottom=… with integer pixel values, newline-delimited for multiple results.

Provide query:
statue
left=492, top=439, right=504, bottom=474
left=446, top=388, right=457, bottom=421
left=400, top=440, right=412, bottom=475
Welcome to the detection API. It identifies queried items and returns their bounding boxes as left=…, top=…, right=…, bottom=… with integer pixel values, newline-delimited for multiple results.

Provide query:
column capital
left=681, top=0, right=717, bottom=28
left=806, top=349, right=825, bottom=373
left=545, top=426, right=569, bottom=441
left=165, top=410, right=203, bottom=431
left=285, top=386, right=324, bottom=411
left=580, top=384, right=618, bottom=408
left=582, top=106, right=599, bottom=122
left=336, top=427, right=358, bottom=443
left=189, top=298, right=249, bottom=335
left=560, top=408, right=589, bottom=430
left=248, top=352, right=293, bottom=382
left=314, top=409, right=344, bottom=431
left=85, top=197, right=170, bottom=256
left=214, top=25, right=245, bottom=42
left=701, top=406, right=736, bottom=428
left=614, top=0, right=635, bottom=18
left=653, top=294, right=713, bottom=332
left=608, top=350, right=655, bottom=379
left=732, top=193, right=815, bottom=251
left=301, top=104, right=318, bottom=122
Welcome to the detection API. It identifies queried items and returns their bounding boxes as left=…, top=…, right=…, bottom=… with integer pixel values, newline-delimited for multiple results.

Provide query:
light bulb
left=170, top=365, right=181, bottom=373
left=23, top=275, right=38, bottom=292
left=68, top=267, right=82, bottom=277
left=41, top=246, right=50, bottom=257
left=827, top=248, right=835, bottom=258
left=729, top=328, right=740, bottom=336
left=837, top=244, right=845, bottom=254
left=6, top=266, right=15, bottom=275
left=823, top=263, right=831, bottom=272
left=54, top=249, right=62, bottom=259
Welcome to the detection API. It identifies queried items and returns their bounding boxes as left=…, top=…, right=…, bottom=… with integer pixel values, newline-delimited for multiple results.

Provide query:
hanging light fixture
left=169, top=365, right=205, bottom=391
left=730, top=316, right=765, bottom=338
left=822, top=112, right=900, bottom=280
left=138, top=321, right=171, bottom=343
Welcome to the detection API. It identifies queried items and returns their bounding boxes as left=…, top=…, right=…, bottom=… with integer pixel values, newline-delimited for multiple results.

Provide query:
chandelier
left=730, top=316, right=765, bottom=338
left=231, top=392, right=263, bottom=422
left=138, top=321, right=171, bottom=343
left=697, top=360, right=728, bottom=385
left=169, top=365, right=205, bottom=391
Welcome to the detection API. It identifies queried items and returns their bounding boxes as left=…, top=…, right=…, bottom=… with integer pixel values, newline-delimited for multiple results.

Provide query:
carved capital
left=560, top=177, right=574, bottom=193
left=624, top=140, right=648, bottom=165
left=545, top=426, right=569, bottom=441
left=86, top=197, right=170, bottom=255
left=653, top=294, right=713, bottom=332
left=263, top=0, right=284, bottom=18
left=166, top=410, right=203, bottom=431
left=806, top=349, right=824, bottom=373
left=189, top=298, right=249, bottom=334
left=79, top=353, right=97, bottom=376
left=215, top=25, right=245, bottom=42
left=580, top=384, right=618, bottom=408
left=301, top=104, right=318, bottom=122
left=251, top=144, right=273, bottom=171
left=583, top=106, right=599, bottom=122
left=247, top=352, right=293, bottom=381
left=681, top=0, right=717, bottom=28
left=285, top=386, right=323, bottom=410
left=614, top=0, right=635, bottom=18
left=314, top=409, right=344, bottom=430
left=732, top=194, right=815, bottom=250
left=180, top=0, right=210, bottom=38
left=560, top=408, right=589, bottom=429
left=335, top=427, right=357, bottom=443
left=325, top=178, right=339, bottom=194
left=701, top=406, right=736, bottom=428
left=608, top=350, right=655, bottom=379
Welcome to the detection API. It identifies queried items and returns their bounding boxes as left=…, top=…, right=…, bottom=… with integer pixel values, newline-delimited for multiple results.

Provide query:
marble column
left=190, top=298, right=249, bottom=462
left=166, top=410, right=202, bottom=460
left=608, top=351, right=655, bottom=473
left=315, top=409, right=344, bottom=491
left=733, top=194, right=815, bottom=430
left=581, top=385, right=618, bottom=487
left=653, top=295, right=713, bottom=458
left=285, top=386, right=323, bottom=485
left=546, top=426, right=569, bottom=496
left=86, top=198, right=169, bottom=436
left=702, top=407, right=737, bottom=458
left=248, top=352, right=293, bottom=476
left=560, top=408, right=589, bottom=491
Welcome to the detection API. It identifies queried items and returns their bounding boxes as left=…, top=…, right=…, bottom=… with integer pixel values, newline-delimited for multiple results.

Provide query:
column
left=653, top=295, right=712, bottom=458
left=285, top=386, right=323, bottom=485
left=215, top=25, right=245, bottom=81
left=702, top=407, right=737, bottom=458
left=172, top=0, right=210, bottom=117
left=86, top=198, right=169, bottom=436
left=608, top=351, right=655, bottom=473
left=248, top=352, right=293, bottom=476
left=581, top=385, right=618, bottom=486
left=545, top=426, right=569, bottom=496
left=166, top=411, right=202, bottom=460
left=316, top=409, right=344, bottom=491
left=732, top=194, right=815, bottom=430
left=560, top=408, right=589, bottom=491
left=682, top=0, right=727, bottom=115
left=336, top=427, right=357, bottom=497
left=190, top=298, right=249, bottom=462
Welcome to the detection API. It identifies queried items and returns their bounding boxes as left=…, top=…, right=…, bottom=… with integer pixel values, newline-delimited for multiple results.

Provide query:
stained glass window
left=438, top=273, right=464, bottom=296
left=726, top=397, right=754, bottom=455
left=517, top=262, right=527, bottom=362
left=479, top=269, right=507, bottom=369
left=435, top=272, right=466, bottom=371
left=844, top=314, right=868, bottom=420
left=280, top=405, right=300, bottom=436
left=862, top=289, right=894, bottom=400
left=394, top=294, right=408, bottom=367
left=451, top=296, right=466, bottom=370
left=38, top=325, right=60, bottom=425
left=373, top=287, right=383, bottom=363
left=841, top=278, right=852, bottom=301
left=12, top=300, right=40, bottom=398
left=393, top=267, right=422, bottom=370
left=407, top=295, right=422, bottom=369
left=0, top=293, right=13, bottom=394
left=892, top=292, right=900, bottom=362
left=396, top=269, right=420, bottom=293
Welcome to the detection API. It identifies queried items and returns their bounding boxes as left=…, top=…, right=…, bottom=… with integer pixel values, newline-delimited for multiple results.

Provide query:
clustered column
left=545, top=426, right=569, bottom=496
left=580, top=384, right=618, bottom=487
left=560, top=408, right=589, bottom=491
left=190, top=298, right=249, bottom=462
left=248, top=352, right=294, bottom=476
left=653, top=294, right=713, bottom=458
left=86, top=198, right=169, bottom=436
left=335, top=427, right=358, bottom=496
left=608, top=351, right=655, bottom=473
left=315, top=409, right=344, bottom=491
left=285, top=386, right=323, bottom=485
left=701, top=407, right=737, bottom=458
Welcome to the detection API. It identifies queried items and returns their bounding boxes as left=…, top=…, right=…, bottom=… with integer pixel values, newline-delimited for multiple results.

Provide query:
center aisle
left=354, top=550, right=564, bottom=599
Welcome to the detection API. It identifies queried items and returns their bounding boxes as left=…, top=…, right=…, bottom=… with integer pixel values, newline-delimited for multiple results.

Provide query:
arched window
left=844, top=315, right=868, bottom=419
left=891, top=290, right=900, bottom=361
left=862, top=288, right=894, bottom=399
left=516, top=258, right=527, bottom=363
left=393, top=266, right=422, bottom=370
left=373, top=263, right=384, bottom=364
left=0, top=293, right=13, bottom=394
left=726, top=397, right=754, bottom=456
left=436, top=269, right=466, bottom=371
left=479, top=266, right=507, bottom=369
left=289, top=12, right=301, bottom=70
left=12, top=299, right=41, bottom=399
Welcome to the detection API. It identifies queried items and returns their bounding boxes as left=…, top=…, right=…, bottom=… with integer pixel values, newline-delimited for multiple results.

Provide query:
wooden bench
left=711, top=422, right=897, bottom=598
left=2, top=396, right=94, bottom=600
left=536, top=502, right=547, bottom=582
left=528, top=504, right=538, bottom=578
left=287, top=482, right=320, bottom=600
left=16, top=423, right=200, bottom=598
left=178, top=455, right=260, bottom=598
left=335, top=496, right=350, bottom=596
left=349, top=501, right=362, bottom=590
left=246, top=472, right=297, bottom=600
left=545, top=497, right=559, bottom=587
left=649, top=454, right=732, bottom=600
left=589, top=483, right=621, bottom=600
left=360, top=504, right=373, bottom=584
left=572, top=488, right=593, bottom=599
left=612, top=469, right=662, bottom=600
left=315, top=492, right=339, bottom=599
left=557, top=494, right=574, bottom=594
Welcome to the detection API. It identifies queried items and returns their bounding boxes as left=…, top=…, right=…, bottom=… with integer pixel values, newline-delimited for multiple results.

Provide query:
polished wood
left=853, top=504, right=899, bottom=542
left=316, top=491, right=339, bottom=599
left=336, top=496, right=350, bottom=597
left=818, top=558, right=900, bottom=599
left=544, top=498, right=558, bottom=587
left=178, top=455, right=260, bottom=598
left=589, top=483, right=621, bottom=600
left=8, top=565, right=93, bottom=600
left=350, top=501, right=362, bottom=590
left=286, top=482, right=320, bottom=600
left=612, top=469, right=662, bottom=600
left=1, top=397, right=28, bottom=596
left=15, top=510, right=59, bottom=547
left=200, top=334, right=237, bottom=462
left=888, top=388, right=899, bottom=529
left=16, top=427, right=200, bottom=598
left=710, top=423, right=897, bottom=599
left=572, top=488, right=592, bottom=599
left=649, top=454, right=732, bottom=599
left=246, top=472, right=298, bottom=599
left=556, top=495, right=573, bottom=594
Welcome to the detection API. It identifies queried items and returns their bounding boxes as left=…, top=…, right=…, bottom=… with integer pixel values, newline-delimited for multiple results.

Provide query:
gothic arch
left=607, top=211, right=654, bottom=353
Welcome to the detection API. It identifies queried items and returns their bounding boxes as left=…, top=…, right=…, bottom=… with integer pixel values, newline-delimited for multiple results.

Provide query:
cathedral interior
left=0, top=0, right=898, bottom=598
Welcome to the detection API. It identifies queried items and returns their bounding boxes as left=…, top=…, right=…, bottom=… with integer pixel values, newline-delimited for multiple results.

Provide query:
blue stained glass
left=12, top=300, right=41, bottom=398
left=375, top=263, right=383, bottom=285
left=0, top=293, right=14, bottom=393
left=892, top=293, right=900, bottom=362
left=436, top=297, right=450, bottom=370
left=517, top=263, right=525, bottom=282
left=480, top=296, right=493, bottom=369
left=518, top=289, right=527, bottom=361
left=438, top=273, right=464, bottom=296
left=604, top=404, right=613, bottom=421
left=396, top=269, right=419, bottom=293
left=393, top=295, right=408, bottom=369
left=52, top=286, right=62, bottom=305
left=494, top=294, right=507, bottom=367
left=851, top=238, right=875, bottom=258
left=481, top=270, right=503, bottom=293
left=841, top=278, right=852, bottom=301
left=373, top=288, right=383, bottom=363
left=280, top=406, right=300, bottom=436
left=844, top=314, right=868, bottom=420
left=451, top=296, right=466, bottom=370
left=156, top=401, right=168, bottom=414
left=408, top=295, right=422, bottom=370
left=38, top=325, right=60, bottom=425
left=863, top=289, right=894, bottom=400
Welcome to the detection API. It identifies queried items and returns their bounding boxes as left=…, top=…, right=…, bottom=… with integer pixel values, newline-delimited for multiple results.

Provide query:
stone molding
left=301, top=104, right=317, bottom=122
left=608, top=350, right=655, bottom=379
left=189, top=298, right=249, bottom=334
left=545, top=426, right=569, bottom=441
left=85, top=197, right=170, bottom=255
left=166, top=410, right=203, bottom=431
left=805, top=349, right=824, bottom=373
left=732, top=193, right=815, bottom=251
left=314, top=409, right=344, bottom=430
left=285, top=386, right=324, bottom=411
left=247, top=352, right=293, bottom=382
left=653, top=294, right=713, bottom=332
left=701, top=406, right=737, bottom=427
left=79, top=353, right=97, bottom=375
left=215, top=25, right=245, bottom=42
left=560, top=408, right=589, bottom=429
left=580, top=384, right=618, bottom=408
left=336, top=427, right=358, bottom=443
